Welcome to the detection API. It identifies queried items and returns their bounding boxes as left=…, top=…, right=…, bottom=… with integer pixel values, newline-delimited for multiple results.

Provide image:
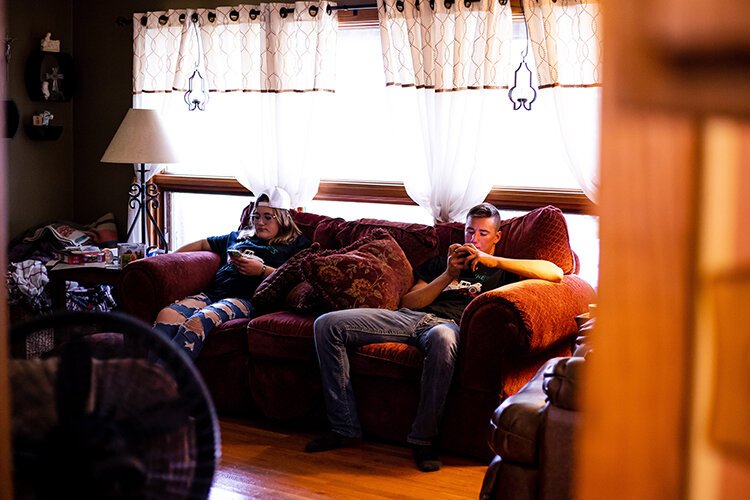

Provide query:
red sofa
left=117, top=205, right=595, bottom=459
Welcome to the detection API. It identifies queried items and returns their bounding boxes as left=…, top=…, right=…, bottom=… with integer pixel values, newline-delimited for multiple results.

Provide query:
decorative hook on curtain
left=508, top=5, right=536, bottom=111
left=184, top=13, right=209, bottom=111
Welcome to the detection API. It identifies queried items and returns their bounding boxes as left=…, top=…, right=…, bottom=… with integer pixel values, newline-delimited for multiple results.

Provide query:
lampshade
left=101, top=108, right=180, bottom=164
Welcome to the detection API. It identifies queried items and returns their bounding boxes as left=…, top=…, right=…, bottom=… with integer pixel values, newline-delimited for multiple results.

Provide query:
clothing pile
left=6, top=215, right=119, bottom=317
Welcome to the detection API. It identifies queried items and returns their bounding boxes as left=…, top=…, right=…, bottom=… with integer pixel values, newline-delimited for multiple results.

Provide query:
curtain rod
left=117, top=0, right=483, bottom=26
left=116, top=3, right=376, bottom=25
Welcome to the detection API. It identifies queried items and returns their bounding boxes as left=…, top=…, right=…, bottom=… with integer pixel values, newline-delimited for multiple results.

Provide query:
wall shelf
left=25, top=51, right=75, bottom=102
left=25, top=125, right=63, bottom=141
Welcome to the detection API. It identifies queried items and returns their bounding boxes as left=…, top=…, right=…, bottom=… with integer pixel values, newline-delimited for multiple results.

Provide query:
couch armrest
left=117, top=251, right=221, bottom=323
left=543, top=356, right=585, bottom=411
left=457, top=274, right=596, bottom=392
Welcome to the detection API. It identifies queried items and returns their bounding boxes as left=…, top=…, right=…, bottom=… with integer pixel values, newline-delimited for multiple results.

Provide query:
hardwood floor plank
left=209, top=418, right=487, bottom=499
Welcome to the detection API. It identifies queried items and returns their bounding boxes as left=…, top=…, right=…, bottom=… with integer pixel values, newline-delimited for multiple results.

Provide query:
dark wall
left=6, top=0, right=74, bottom=238
left=72, top=0, right=209, bottom=241
left=6, top=0, right=212, bottom=240
left=10, top=1, right=279, bottom=241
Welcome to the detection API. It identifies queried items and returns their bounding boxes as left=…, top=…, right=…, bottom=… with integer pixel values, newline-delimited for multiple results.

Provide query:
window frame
left=153, top=173, right=595, bottom=215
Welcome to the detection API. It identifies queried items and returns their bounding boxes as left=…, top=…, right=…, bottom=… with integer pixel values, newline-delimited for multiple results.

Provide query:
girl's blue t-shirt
left=204, top=231, right=310, bottom=302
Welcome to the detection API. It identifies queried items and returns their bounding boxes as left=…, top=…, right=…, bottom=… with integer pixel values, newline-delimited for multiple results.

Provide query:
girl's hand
left=229, top=254, right=265, bottom=276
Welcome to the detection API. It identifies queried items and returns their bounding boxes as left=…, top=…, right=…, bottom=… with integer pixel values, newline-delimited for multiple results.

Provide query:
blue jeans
left=153, top=293, right=254, bottom=361
left=313, top=308, right=460, bottom=446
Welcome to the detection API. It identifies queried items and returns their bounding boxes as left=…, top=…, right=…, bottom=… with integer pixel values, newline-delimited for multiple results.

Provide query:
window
left=160, top=13, right=599, bottom=287
left=160, top=22, right=585, bottom=190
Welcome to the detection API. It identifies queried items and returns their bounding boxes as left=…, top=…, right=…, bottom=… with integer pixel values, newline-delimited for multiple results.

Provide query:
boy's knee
left=427, top=325, right=459, bottom=353
left=314, top=312, right=336, bottom=340
left=314, top=311, right=349, bottom=346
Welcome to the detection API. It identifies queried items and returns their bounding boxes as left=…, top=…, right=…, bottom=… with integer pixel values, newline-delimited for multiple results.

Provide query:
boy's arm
left=461, top=244, right=564, bottom=283
left=399, top=244, right=469, bottom=309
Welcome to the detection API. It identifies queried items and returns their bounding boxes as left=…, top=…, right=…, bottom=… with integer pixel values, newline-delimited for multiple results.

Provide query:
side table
left=46, top=261, right=121, bottom=311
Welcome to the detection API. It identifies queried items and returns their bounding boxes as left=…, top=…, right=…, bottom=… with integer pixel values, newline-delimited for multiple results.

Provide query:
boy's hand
left=446, top=244, right=470, bottom=278
left=453, top=244, right=485, bottom=271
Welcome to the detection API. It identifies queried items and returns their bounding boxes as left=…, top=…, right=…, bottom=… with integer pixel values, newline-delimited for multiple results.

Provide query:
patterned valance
left=133, top=2, right=338, bottom=94
left=377, top=0, right=514, bottom=91
left=522, top=0, right=602, bottom=88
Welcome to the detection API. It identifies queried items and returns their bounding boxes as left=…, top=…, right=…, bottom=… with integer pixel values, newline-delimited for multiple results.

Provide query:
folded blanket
left=23, top=223, right=90, bottom=246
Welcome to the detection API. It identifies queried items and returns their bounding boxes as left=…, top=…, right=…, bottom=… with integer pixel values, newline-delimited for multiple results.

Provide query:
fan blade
left=55, top=339, right=93, bottom=423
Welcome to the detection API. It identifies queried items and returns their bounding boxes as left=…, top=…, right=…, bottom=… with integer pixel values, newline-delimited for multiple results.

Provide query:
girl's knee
left=155, top=307, right=184, bottom=325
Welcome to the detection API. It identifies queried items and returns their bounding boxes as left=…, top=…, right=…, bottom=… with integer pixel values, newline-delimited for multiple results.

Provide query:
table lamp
left=101, top=108, right=179, bottom=250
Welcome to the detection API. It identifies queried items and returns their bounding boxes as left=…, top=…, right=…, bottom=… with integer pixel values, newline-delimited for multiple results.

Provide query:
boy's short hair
left=467, top=203, right=501, bottom=229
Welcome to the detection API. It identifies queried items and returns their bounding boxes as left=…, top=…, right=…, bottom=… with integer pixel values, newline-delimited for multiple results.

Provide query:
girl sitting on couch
left=153, top=187, right=310, bottom=360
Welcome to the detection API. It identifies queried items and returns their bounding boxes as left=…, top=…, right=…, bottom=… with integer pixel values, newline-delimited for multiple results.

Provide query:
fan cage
left=9, top=310, right=221, bottom=500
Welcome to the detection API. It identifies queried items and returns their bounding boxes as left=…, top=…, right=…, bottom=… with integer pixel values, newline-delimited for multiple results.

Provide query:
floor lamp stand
left=125, top=164, right=168, bottom=250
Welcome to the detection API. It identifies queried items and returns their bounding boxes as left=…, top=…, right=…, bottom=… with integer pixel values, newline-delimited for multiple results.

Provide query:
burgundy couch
left=117, top=205, right=595, bottom=459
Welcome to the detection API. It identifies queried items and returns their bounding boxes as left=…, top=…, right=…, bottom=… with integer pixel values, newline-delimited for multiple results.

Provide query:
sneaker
left=305, top=431, right=363, bottom=453
left=412, top=444, right=442, bottom=472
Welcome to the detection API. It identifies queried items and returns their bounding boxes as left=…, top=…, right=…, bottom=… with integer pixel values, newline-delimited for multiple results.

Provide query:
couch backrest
left=496, top=205, right=577, bottom=274
left=290, top=211, right=439, bottom=269
left=288, top=205, right=577, bottom=274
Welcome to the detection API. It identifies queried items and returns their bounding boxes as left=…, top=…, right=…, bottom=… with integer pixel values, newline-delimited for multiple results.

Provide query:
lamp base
left=125, top=164, right=168, bottom=250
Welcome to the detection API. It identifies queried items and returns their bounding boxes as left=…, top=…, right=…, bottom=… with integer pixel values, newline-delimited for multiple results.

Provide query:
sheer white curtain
left=132, top=3, right=337, bottom=211
left=523, top=0, right=602, bottom=203
left=377, top=0, right=513, bottom=223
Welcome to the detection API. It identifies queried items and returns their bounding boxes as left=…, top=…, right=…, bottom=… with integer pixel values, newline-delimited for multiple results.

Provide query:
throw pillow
left=291, top=211, right=345, bottom=245
left=252, top=242, right=321, bottom=313
left=301, top=231, right=414, bottom=311
left=284, top=281, right=324, bottom=312
left=85, top=212, right=119, bottom=248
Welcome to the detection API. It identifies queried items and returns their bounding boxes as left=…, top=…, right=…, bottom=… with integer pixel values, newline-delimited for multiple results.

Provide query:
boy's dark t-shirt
left=414, top=254, right=519, bottom=323
left=204, top=231, right=310, bottom=302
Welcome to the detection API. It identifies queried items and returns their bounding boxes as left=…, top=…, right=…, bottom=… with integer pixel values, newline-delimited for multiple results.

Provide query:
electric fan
left=9, top=310, right=220, bottom=500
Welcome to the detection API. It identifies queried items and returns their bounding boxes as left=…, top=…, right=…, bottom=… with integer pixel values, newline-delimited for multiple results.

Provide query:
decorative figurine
left=41, top=81, right=50, bottom=100
left=33, top=110, right=54, bottom=126
left=45, top=67, right=64, bottom=99
left=40, top=33, right=60, bottom=52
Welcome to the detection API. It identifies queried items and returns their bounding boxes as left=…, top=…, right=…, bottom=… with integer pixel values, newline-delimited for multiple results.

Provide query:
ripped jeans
left=313, top=308, right=459, bottom=446
left=153, top=293, right=254, bottom=361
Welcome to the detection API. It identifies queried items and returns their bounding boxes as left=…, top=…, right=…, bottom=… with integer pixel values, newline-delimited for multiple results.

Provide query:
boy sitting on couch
left=306, top=202, right=563, bottom=472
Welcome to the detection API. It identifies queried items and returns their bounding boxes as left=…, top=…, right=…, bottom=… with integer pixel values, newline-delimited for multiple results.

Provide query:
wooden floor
left=209, top=418, right=489, bottom=499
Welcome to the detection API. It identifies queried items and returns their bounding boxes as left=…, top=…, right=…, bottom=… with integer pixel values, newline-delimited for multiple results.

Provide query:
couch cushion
left=246, top=311, right=316, bottom=361
left=312, top=217, right=348, bottom=249
left=496, top=205, right=575, bottom=275
left=435, top=222, right=464, bottom=256
left=199, top=318, right=252, bottom=358
left=334, top=218, right=439, bottom=268
left=351, top=343, right=424, bottom=379
left=301, top=230, right=414, bottom=311
left=291, top=211, right=346, bottom=248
